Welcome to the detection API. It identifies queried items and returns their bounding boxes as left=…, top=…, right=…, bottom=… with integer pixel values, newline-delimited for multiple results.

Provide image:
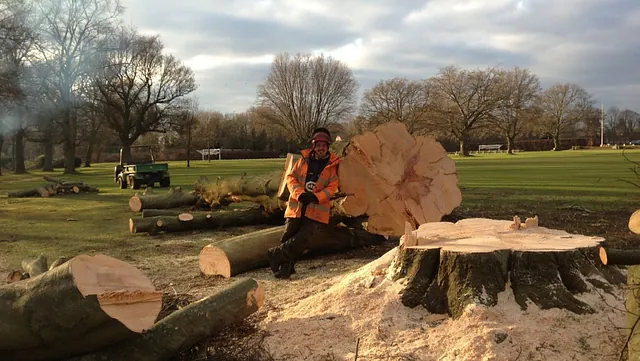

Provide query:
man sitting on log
left=267, top=128, right=341, bottom=279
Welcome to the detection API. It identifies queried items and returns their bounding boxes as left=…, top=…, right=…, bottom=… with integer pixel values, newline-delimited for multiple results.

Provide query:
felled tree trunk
left=0, top=254, right=162, bottom=361
left=129, top=187, right=199, bottom=212
left=193, top=171, right=285, bottom=212
left=388, top=218, right=625, bottom=319
left=129, top=207, right=283, bottom=234
left=199, top=223, right=387, bottom=278
left=142, top=209, right=202, bottom=218
left=599, top=246, right=640, bottom=265
left=67, top=277, right=264, bottom=361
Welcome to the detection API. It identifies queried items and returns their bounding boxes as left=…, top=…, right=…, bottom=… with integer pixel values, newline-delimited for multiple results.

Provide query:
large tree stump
left=129, top=187, right=199, bottom=212
left=0, top=254, right=163, bottom=361
left=199, top=224, right=387, bottom=278
left=388, top=218, right=625, bottom=318
left=130, top=207, right=283, bottom=234
left=67, top=277, right=264, bottom=361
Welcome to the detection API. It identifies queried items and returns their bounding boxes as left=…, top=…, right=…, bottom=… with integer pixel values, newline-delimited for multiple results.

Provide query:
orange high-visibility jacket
left=284, top=148, right=340, bottom=224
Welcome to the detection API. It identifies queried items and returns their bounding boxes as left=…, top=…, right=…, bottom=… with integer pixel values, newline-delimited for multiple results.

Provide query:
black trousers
left=279, top=217, right=326, bottom=260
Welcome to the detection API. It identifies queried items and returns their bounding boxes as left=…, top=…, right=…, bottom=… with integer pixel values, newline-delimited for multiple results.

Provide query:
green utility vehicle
left=114, top=146, right=170, bottom=189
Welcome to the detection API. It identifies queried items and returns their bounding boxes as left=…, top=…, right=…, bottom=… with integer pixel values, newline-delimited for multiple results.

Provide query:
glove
left=298, top=192, right=318, bottom=204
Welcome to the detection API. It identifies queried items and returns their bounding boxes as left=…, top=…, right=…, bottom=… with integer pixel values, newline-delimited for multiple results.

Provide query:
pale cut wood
left=277, top=153, right=301, bottom=201
left=336, top=121, right=462, bottom=236
left=629, top=209, right=640, bottom=234
left=178, top=213, right=193, bottom=221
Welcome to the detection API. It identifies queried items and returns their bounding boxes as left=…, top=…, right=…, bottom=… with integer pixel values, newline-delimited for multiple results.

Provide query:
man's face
left=314, top=141, right=329, bottom=158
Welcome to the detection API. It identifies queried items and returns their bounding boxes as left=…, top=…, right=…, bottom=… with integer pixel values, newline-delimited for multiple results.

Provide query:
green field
left=1, top=149, right=639, bottom=270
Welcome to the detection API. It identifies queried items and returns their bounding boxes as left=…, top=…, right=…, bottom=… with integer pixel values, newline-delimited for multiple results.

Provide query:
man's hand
left=298, top=192, right=318, bottom=204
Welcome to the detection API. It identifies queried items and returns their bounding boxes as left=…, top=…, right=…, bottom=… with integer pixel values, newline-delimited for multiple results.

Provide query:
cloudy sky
left=121, top=0, right=640, bottom=114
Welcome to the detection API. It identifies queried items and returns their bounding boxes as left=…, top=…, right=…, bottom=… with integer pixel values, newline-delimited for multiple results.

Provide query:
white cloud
left=120, top=0, right=640, bottom=113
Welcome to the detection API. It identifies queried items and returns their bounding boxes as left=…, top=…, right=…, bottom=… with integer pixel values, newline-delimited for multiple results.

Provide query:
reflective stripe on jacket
left=284, top=148, right=340, bottom=224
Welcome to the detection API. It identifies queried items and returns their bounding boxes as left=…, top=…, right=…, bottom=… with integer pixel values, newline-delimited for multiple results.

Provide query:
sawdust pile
left=260, top=248, right=627, bottom=361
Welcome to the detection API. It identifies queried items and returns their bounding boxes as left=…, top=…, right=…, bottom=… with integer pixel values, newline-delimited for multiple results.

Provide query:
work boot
left=267, top=247, right=287, bottom=274
left=274, top=265, right=292, bottom=279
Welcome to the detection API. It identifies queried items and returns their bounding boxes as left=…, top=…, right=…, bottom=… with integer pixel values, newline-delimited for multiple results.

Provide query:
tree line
left=1, top=0, right=638, bottom=176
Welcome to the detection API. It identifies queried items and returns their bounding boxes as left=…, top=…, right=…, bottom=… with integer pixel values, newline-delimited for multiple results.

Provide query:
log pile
left=1, top=253, right=264, bottom=361
left=7, top=176, right=99, bottom=198
left=387, top=217, right=626, bottom=318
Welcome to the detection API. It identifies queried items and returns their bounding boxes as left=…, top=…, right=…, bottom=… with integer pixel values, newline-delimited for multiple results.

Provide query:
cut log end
left=388, top=218, right=624, bottom=319
left=599, top=246, right=608, bottom=265
left=129, top=197, right=143, bottom=213
left=629, top=209, right=640, bottom=234
left=69, top=254, right=163, bottom=333
left=129, top=218, right=136, bottom=233
left=178, top=213, right=194, bottom=222
left=199, top=245, right=232, bottom=278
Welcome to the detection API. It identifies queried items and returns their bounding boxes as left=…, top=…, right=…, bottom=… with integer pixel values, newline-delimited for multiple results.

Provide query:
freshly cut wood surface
left=629, top=209, right=640, bottom=234
left=388, top=218, right=624, bottom=319
left=0, top=254, right=162, bottom=361
left=336, top=121, right=462, bottom=236
left=405, top=217, right=604, bottom=252
left=277, top=153, right=301, bottom=201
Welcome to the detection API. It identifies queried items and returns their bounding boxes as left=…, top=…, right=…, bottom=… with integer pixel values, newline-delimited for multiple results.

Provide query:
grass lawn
left=1, top=149, right=640, bottom=272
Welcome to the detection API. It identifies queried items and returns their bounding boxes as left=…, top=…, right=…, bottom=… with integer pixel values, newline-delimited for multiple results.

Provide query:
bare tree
left=171, top=98, right=199, bottom=168
left=429, top=65, right=504, bottom=155
left=256, top=52, right=358, bottom=145
left=31, top=0, right=123, bottom=174
left=358, top=77, right=433, bottom=135
left=92, top=26, right=197, bottom=162
left=618, top=109, right=640, bottom=143
left=489, top=67, right=541, bottom=154
left=606, top=106, right=621, bottom=143
left=537, top=83, right=593, bottom=151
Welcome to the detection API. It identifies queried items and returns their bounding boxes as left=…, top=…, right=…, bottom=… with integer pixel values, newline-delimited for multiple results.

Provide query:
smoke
left=0, top=114, right=22, bottom=137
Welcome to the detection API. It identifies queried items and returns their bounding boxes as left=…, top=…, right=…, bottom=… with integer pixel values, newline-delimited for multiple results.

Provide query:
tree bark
left=388, top=218, right=625, bottom=318
left=129, top=187, right=200, bottom=212
left=0, top=133, right=3, bottom=176
left=141, top=209, right=213, bottom=218
left=67, top=277, right=264, bottom=361
left=130, top=207, right=283, bottom=234
left=21, top=254, right=48, bottom=277
left=193, top=171, right=285, bottom=212
left=13, top=128, right=26, bottom=174
left=199, top=224, right=387, bottom=278
left=599, top=246, right=640, bottom=265
left=62, top=107, right=77, bottom=175
left=42, top=118, right=54, bottom=172
left=506, top=135, right=514, bottom=154
left=0, top=254, right=162, bottom=361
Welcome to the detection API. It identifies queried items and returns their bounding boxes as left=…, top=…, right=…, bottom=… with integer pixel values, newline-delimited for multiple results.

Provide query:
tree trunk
left=627, top=266, right=640, bottom=361
left=120, top=139, right=132, bottom=164
left=141, top=209, right=214, bottom=218
left=42, top=118, right=54, bottom=172
left=129, top=207, right=283, bottom=234
left=506, top=135, right=514, bottom=154
left=186, top=125, right=192, bottom=168
left=13, top=128, right=26, bottom=174
left=62, top=107, right=77, bottom=175
left=199, top=223, right=387, bottom=278
left=129, top=187, right=200, bottom=212
left=0, top=254, right=162, bottom=361
left=388, top=218, right=625, bottom=318
left=67, top=277, right=264, bottom=361
left=552, top=130, right=561, bottom=151
left=0, top=133, right=3, bottom=176
left=599, top=246, right=640, bottom=265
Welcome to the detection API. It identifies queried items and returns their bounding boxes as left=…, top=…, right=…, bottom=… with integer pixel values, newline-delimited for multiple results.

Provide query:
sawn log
left=129, top=187, right=199, bottom=212
left=0, top=254, right=162, bottom=361
left=199, top=223, right=387, bottom=278
left=67, top=277, right=264, bottom=361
